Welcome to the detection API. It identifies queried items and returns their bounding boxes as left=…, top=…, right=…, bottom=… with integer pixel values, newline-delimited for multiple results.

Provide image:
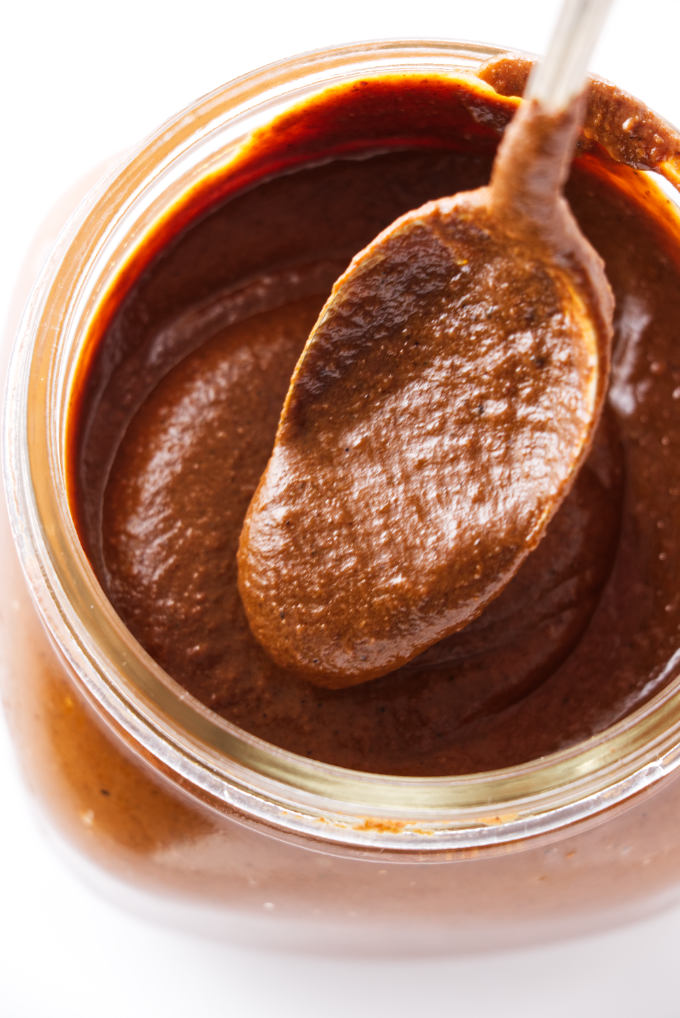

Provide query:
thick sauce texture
left=72, top=70, right=680, bottom=775
left=238, top=95, right=613, bottom=686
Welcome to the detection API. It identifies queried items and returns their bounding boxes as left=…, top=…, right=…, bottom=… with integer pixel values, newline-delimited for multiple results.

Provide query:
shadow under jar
left=3, top=40, right=680, bottom=954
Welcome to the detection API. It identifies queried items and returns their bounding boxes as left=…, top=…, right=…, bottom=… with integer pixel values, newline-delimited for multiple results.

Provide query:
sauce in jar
left=4, top=43, right=680, bottom=953
left=72, top=64, right=680, bottom=775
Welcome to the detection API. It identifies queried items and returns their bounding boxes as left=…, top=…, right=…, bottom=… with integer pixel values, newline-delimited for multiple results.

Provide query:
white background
left=3, top=1, right=680, bottom=1014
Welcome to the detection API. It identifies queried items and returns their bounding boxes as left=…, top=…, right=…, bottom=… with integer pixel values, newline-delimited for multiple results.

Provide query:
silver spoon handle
left=527, top=0, right=614, bottom=112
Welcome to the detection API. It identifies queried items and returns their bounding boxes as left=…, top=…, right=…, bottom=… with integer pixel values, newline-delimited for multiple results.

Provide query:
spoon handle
left=527, top=0, right=614, bottom=112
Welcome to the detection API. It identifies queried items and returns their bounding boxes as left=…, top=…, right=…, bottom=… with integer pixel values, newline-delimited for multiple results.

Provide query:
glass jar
left=4, top=39, right=680, bottom=955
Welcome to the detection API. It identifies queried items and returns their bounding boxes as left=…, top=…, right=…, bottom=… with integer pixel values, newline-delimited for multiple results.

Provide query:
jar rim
left=5, top=37, right=680, bottom=854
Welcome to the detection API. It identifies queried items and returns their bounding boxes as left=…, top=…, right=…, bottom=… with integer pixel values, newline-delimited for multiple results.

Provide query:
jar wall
left=4, top=502, right=680, bottom=954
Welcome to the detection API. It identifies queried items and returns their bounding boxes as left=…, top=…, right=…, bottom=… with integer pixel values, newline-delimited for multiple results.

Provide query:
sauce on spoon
left=237, top=92, right=614, bottom=688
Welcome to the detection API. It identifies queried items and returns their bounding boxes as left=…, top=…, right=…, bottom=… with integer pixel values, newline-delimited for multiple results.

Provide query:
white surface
left=2, top=1, right=680, bottom=1014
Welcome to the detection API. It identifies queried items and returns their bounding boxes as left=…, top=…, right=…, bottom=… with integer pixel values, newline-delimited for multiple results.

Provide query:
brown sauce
left=237, top=93, right=614, bottom=687
left=70, top=68, right=680, bottom=776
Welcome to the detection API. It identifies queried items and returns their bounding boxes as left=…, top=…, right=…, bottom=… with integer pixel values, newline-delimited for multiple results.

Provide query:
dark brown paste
left=70, top=65, right=680, bottom=775
left=237, top=93, right=613, bottom=686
